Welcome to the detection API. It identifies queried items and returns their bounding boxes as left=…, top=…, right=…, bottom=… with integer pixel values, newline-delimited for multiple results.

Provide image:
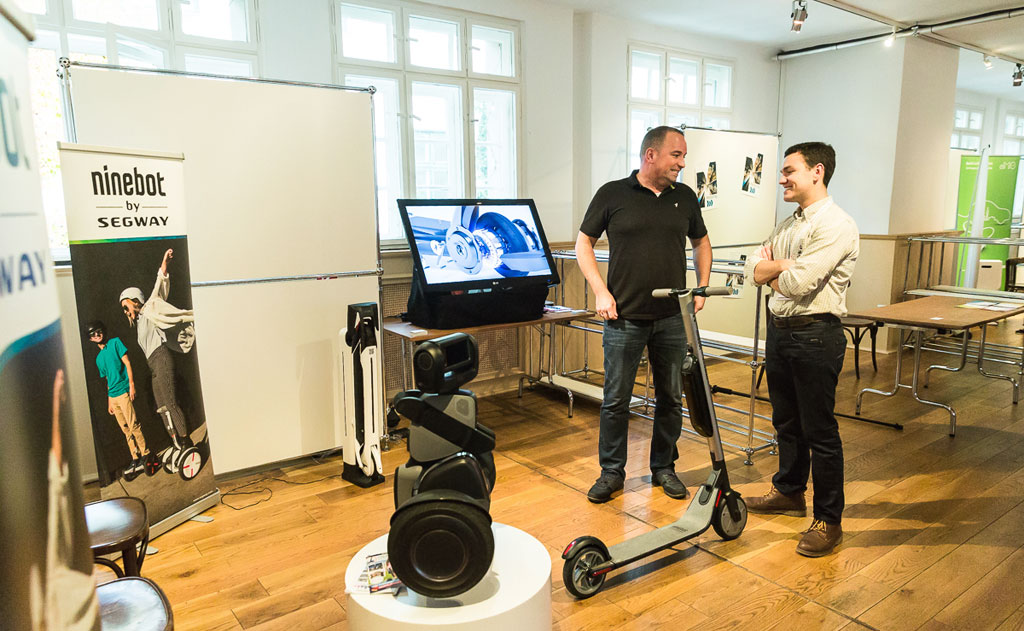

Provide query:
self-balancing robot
left=561, top=286, right=747, bottom=599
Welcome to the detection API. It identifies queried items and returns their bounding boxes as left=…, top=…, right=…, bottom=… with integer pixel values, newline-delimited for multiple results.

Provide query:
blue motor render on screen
left=398, top=199, right=559, bottom=292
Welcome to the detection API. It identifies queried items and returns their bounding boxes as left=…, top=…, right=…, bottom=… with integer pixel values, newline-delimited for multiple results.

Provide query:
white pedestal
left=346, top=523, right=551, bottom=630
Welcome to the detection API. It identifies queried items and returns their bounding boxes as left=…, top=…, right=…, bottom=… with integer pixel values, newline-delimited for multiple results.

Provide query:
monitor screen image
left=398, top=200, right=558, bottom=289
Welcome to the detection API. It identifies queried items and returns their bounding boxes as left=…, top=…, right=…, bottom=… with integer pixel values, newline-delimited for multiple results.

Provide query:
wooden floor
left=96, top=317, right=1024, bottom=630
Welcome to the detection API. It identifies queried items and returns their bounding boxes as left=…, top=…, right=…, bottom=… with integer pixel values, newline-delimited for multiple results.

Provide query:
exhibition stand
left=345, top=524, right=551, bottom=630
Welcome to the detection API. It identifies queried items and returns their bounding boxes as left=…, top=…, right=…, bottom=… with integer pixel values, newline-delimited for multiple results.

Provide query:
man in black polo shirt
left=576, top=126, right=712, bottom=503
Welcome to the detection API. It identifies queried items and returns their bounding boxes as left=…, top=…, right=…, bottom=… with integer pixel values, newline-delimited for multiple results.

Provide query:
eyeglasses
left=122, top=304, right=133, bottom=314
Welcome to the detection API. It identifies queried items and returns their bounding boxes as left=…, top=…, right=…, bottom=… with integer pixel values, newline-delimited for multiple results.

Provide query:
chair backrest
left=1006, top=257, right=1024, bottom=292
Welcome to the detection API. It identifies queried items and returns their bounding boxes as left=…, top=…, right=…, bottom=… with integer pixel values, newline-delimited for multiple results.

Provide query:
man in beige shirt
left=743, top=142, right=859, bottom=557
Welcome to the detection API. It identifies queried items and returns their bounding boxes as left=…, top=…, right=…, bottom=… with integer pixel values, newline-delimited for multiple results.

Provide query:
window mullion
left=467, top=79, right=477, bottom=199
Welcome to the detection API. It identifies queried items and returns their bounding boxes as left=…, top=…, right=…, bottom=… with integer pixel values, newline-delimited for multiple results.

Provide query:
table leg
left=401, top=339, right=411, bottom=391
left=870, top=324, right=878, bottom=371
left=857, top=328, right=906, bottom=413
left=924, top=330, right=969, bottom=387
left=906, top=329, right=957, bottom=436
left=976, top=324, right=1020, bottom=404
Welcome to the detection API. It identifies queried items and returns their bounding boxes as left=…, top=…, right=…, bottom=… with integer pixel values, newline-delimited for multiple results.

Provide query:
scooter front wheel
left=562, top=545, right=608, bottom=599
left=712, top=495, right=747, bottom=540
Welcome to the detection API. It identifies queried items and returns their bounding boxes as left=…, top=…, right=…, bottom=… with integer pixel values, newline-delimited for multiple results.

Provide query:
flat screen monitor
left=397, top=199, right=559, bottom=293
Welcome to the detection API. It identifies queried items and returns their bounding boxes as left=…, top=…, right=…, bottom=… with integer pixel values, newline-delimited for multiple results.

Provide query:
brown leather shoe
left=796, top=519, right=843, bottom=557
left=745, top=486, right=807, bottom=517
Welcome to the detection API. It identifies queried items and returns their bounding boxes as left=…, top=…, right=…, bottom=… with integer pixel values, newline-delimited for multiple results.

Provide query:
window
left=951, top=105, right=983, bottom=151
left=627, top=44, right=733, bottom=170
left=22, top=0, right=258, bottom=256
left=1004, top=113, right=1024, bottom=156
left=335, top=1, right=521, bottom=243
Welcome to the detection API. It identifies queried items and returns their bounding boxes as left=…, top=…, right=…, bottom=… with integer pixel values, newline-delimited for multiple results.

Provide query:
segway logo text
left=0, top=251, right=48, bottom=297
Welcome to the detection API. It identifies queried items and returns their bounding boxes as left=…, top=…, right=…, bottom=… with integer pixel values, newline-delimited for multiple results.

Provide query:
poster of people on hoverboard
left=60, top=143, right=215, bottom=526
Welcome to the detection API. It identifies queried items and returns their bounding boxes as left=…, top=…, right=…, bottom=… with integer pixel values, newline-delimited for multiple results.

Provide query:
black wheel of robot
left=177, top=447, right=203, bottom=480
left=711, top=495, right=747, bottom=541
left=388, top=499, right=494, bottom=598
left=562, top=545, right=608, bottom=599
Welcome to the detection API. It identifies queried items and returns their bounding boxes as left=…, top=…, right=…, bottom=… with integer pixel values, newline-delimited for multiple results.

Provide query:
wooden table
left=382, top=309, right=594, bottom=416
left=849, top=296, right=1024, bottom=436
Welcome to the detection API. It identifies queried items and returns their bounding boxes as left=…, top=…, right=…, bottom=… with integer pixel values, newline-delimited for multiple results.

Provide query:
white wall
left=575, top=12, right=782, bottom=234
left=779, top=41, right=904, bottom=233
left=259, top=0, right=333, bottom=84
left=888, top=38, right=959, bottom=235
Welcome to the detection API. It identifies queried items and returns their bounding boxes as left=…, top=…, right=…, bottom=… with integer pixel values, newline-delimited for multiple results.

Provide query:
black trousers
left=765, top=318, right=846, bottom=524
left=148, top=344, right=188, bottom=440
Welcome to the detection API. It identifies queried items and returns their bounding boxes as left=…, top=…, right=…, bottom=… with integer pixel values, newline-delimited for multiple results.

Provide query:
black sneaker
left=652, top=470, right=689, bottom=499
left=587, top=472, right=624, bottom=503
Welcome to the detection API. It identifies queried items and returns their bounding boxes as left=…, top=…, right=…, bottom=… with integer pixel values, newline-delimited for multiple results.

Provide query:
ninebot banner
left=60, top=142, right=216, bottom=527
left=1, top=3, right=100, bottom=627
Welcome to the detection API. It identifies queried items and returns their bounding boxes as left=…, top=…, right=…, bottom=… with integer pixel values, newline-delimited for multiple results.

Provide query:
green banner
left=955, top=155, right=1020, bottom=287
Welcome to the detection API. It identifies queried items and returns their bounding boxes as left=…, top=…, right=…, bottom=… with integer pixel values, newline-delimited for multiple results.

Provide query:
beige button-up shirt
left=744, top=196, right=859, bottom=318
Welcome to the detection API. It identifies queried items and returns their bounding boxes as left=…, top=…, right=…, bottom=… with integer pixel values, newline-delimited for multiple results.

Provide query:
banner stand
left=59, top=141, right=220, bottom=539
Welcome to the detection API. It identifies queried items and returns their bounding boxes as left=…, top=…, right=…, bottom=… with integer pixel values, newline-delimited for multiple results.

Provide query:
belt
left=769, top=312, right=839, bottom=329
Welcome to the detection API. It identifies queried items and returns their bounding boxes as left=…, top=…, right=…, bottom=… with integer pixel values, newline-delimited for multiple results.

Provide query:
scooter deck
left=606, top=487, right=716, bottom=565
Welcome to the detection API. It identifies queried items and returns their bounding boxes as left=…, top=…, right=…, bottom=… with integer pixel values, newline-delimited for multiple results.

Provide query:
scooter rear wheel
left=562, top=545, right=608, bottom=599
left=712, top=495, right=747, bottom=540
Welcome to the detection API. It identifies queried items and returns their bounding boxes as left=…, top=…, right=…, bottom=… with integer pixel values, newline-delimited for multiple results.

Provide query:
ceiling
left=550, top=0, right=1024, bottom=99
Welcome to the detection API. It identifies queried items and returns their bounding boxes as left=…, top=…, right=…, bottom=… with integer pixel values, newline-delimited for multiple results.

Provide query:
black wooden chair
left=839, top=316, right=882, bottom=379
left=85, top=496, right=150, bottom=577
left=1005, top=257, right=1024, bottom=293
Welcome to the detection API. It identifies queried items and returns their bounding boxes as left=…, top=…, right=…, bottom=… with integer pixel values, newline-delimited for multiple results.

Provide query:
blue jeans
left=599, top=314, right=686, bottom=477
left=766, top=318, right=846, bottom=523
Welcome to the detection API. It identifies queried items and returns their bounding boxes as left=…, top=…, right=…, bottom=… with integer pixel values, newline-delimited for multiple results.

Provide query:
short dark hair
left=640, top=126, right=685, bottom=159
left=785, top=142, right=836, bottom=187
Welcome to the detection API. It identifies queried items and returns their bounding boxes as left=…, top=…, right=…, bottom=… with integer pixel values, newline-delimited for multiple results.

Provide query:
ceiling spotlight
left=1014, top=64, right=1023, bottom=87
left=884, top=27, right=896, bottom=47
left=983, top=55, right=993, bottom=69
left=791, top=0, right=808, bottom=32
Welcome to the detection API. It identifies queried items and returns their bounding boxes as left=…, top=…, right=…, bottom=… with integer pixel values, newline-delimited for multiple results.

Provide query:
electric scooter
left=338, top=302, right=385, bottom=488
left=561, top=286, right=747, bottom=599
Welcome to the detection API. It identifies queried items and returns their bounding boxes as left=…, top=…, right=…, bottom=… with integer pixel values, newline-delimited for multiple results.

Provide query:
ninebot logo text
left=91, top=165, right=168, bottom=197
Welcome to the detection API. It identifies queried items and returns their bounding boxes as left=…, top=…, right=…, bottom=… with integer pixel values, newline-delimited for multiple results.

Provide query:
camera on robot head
left=412, top=332, right=479, bottom=395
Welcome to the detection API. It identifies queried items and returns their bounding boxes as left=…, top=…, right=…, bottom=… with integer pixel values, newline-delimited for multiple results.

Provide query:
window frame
left=627, top=42, right=734, bottom=170
left=466, top=17, right=519, bottom=83
left=24, top=0, right=266, bottom=260
left=1004, top=111, right=1024, bottom=155
left=403, top=6, right=466, bottom=78
left=334, top=0, right=523, bottom=247
left=170, top=0, right=258, bottom=51
left=951, top=104, right=984, bottom=151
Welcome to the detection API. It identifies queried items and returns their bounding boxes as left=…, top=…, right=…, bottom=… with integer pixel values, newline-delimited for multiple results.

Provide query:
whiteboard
left=68, top=66, right=378, bottom=280
left=66, top=66, right=380, bottom=473
left=680, top=128, right=779, bottom=341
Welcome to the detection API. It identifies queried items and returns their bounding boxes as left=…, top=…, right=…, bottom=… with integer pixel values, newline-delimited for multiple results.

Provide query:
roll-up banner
left=955, top=155, right=1020, bottom=287
left=59, top=142, right=217, bottom=529
left=1, top=2, right=101, bottom=628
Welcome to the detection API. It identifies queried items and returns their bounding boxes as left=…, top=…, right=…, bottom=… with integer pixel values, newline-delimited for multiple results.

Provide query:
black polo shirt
left=580, top=170, right=707, bottom=320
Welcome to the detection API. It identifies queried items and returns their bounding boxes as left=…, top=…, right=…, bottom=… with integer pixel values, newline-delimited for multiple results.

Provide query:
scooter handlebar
left=652, top=286, right=733, bottom=299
